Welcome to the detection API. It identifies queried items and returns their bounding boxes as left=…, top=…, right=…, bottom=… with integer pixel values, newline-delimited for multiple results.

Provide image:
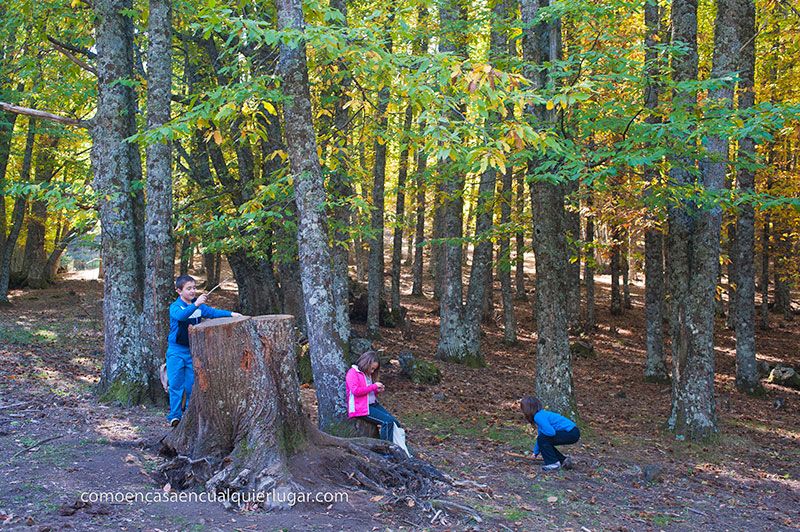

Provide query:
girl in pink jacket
left=346, top=351, right=400, bottom=441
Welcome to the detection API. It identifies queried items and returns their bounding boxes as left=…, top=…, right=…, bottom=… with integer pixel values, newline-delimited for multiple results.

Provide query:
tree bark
left=564, top=184, right=581, bottom=329
left=499, top=163, right=517, bottom=343
left=411, top=133, right=428, bottom=297
left=143, top=0, right=175, bottom=404
left=277, top=0, right=348, bottom=429
left=643, top=0, right=667, bottom=382
left=179, top=235, right=192, bottom=276
left=622, top=230, right=631, bottom=309
left=610, top=228, right=622, bottom=315
left=367, top=83, right=390, bottom=338
left=161, top=315, right=447, bottom=504
left=93, top=0, right=147, bottom=403
left=20, top=135, right=59, bottom=288
left=162, top=315, right=307, bottom=496
left=390, top=104, right=413, bottom=322
left=0, top=117, right=33, bottom=303
left=759, top=213, right=769, bottom=330
left=228, top=250, right=281, bottom=315
left=522, top=0, right=575, bottom=417
left=666, top=0, right=719, bottom=440
left=515, top=171, right=527, bottom=300
left=583, top=192, right=595, bottom=331
left=366, top=18, right=393, bottom=338
left=329, top=0, right=353, bottom=347
left=732, top=0, right=762, bottom=395
left=434, top=0, right=492, bottom=367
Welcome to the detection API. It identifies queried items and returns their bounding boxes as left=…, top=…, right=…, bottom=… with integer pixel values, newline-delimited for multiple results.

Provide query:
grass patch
left=408, top=412, right=534, bottom=451
left=0, top=325, right=59, bottom=345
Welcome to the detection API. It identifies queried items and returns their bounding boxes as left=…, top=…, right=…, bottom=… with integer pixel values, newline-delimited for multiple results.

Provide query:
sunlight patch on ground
left=94, top=418, right=142, bottom=442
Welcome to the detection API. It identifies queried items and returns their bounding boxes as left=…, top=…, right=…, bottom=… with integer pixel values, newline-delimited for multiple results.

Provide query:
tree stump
left=160, top=315, right=448, bottom=510
left=161, top=315, right=306, bottom=500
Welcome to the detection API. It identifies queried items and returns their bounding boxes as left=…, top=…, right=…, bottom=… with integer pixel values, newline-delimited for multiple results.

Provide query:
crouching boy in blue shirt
left=166, top=275, right=241, bottom=426
left=521, top=396, right=580, bottom=471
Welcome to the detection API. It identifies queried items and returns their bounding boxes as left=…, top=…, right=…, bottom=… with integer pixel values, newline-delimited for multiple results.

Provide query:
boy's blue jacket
left=166, top=297, right=232, bottom=355
left=532, top=409, right=577, bottom=455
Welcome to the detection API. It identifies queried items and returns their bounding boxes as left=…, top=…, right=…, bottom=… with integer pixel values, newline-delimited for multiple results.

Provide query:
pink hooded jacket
left=346, top=365, right=379, bottom=418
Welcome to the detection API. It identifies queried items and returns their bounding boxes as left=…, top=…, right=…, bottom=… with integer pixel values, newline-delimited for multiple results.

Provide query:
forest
left=0, top=0, right=798, bottom=529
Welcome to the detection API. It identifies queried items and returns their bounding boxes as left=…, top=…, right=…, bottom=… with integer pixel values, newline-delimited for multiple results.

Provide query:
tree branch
left=46, top=35, right=97, bottom=60
left=0, top=102, right=89, bottom=128
left=48, top=40, right=97, bottom=75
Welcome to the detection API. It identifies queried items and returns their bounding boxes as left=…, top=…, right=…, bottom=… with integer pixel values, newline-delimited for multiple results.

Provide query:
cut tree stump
left=159, top=315, right=451, bottom=511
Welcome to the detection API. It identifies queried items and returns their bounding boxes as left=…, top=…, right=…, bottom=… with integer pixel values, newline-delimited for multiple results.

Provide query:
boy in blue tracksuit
left=166, top=275, right=241, bottom=426
left=521, top=396, right=580, bottom=471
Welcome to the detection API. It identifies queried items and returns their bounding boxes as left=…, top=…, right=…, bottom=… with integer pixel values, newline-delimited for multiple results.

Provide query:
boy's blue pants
left=165, top=350, right=193, bottom=421
left=363, top=402, right=399, bottom=441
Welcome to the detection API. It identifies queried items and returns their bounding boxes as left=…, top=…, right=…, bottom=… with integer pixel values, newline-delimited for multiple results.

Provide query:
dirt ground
left=0, top=267, right=798, bottom=531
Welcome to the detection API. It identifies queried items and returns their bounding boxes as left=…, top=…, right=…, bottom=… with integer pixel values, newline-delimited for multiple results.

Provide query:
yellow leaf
left=71, top=0, right=81, bottom=7
left=560, top=100, right=568, bottom=110
left=546, top=100, right=555, bottom=111
left=213, top=130, right=223, bottom=145
left=264, top=102, right=277, bottom=116
left=197, top=118, right=209, bottom=129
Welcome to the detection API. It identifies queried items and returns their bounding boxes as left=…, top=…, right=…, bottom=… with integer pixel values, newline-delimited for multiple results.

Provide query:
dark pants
left=363, top=403, right=399, bottom=442
left=538, top=427, right=580, bottom=465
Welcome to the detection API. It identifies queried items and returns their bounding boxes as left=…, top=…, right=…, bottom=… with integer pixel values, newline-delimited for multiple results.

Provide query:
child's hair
left=175, top=275, right=195, bottom=290
left=520, top=396, right=543, bottom=424
left=355, top=351, right=380, bottom=379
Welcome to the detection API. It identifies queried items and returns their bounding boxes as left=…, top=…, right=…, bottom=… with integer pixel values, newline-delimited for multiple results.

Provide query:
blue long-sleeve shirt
left=532, top=409, right=577, bottom=455
left=166, top=297, right=232, bottom=355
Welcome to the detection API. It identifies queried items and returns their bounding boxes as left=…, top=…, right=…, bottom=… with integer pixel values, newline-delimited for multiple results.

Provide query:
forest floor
left=0, top=268, right=798, bottom=531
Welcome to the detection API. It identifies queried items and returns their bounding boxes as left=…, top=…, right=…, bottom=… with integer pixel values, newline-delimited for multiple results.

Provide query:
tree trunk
left=726, top=223, right=736, bottom=329
left=622, top=230, right=631, bottom=309
left=20, top=135, right=59, bottom=288
left=515, top=171, right=527, bottom=301
left=773, top=220, right=792, bottom=320
left=583, top=193, right=595, bottom=331
left=644, top=231, right=668, bottom=382
left=228, top=250, right=281, bottom=315
left=277, top=0, right=348, bottom=429
left=0, top=117, right=32, bottom=303
left=666, top=0, right=718, bottom=440
left=411, top=134, right=427, bottom=297
left=732, top=0, right=763, bottom=395
left=179, top=235, right=192, bottom=276
left=522, top=0, right=575, bottom=417
left=93, top=0, right=147, bottom=404
left=435, top=0, right=492, bottom=367
left=143, top=0, right=175, bottom=405
left=564, top=183, right=581, bottom=330
left=367, top=84, right=390, bottom=338
left=390, top=104, right=413, bottom=323
left=759, top=213, right=769, bottom=330
left=610, top=228, right=622, bottom=315
left=329, top=0, right=353, bottom=347
left=499, top=164, right=517, bottom=343
left=203, top=253, right=219, bottom=287
left=642, top=0, right=667, bottom=382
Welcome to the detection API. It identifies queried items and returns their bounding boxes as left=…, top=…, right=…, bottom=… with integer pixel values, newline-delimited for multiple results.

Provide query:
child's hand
left=195, top=293, right=208, bottom=306
left=231, top=312, right=242, bottom=317
left=375, top=382, right=385, bottom=392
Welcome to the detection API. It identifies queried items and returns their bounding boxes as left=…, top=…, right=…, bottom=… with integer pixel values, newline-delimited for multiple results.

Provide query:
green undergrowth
left=408, top=412, right=534, bottom=452
left=0, top=324, right=59, bottom=346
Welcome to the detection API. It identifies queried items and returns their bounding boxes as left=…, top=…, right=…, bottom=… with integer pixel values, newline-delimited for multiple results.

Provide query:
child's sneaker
left=541, top=462, right=561, bottom=472
left=169, top=418, right=180, bottom=427
left=561, top=457, right=574, bottom=470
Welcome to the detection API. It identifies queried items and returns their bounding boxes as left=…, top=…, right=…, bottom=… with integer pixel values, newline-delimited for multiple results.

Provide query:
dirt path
left=0, top=276, right=798, bottom=530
